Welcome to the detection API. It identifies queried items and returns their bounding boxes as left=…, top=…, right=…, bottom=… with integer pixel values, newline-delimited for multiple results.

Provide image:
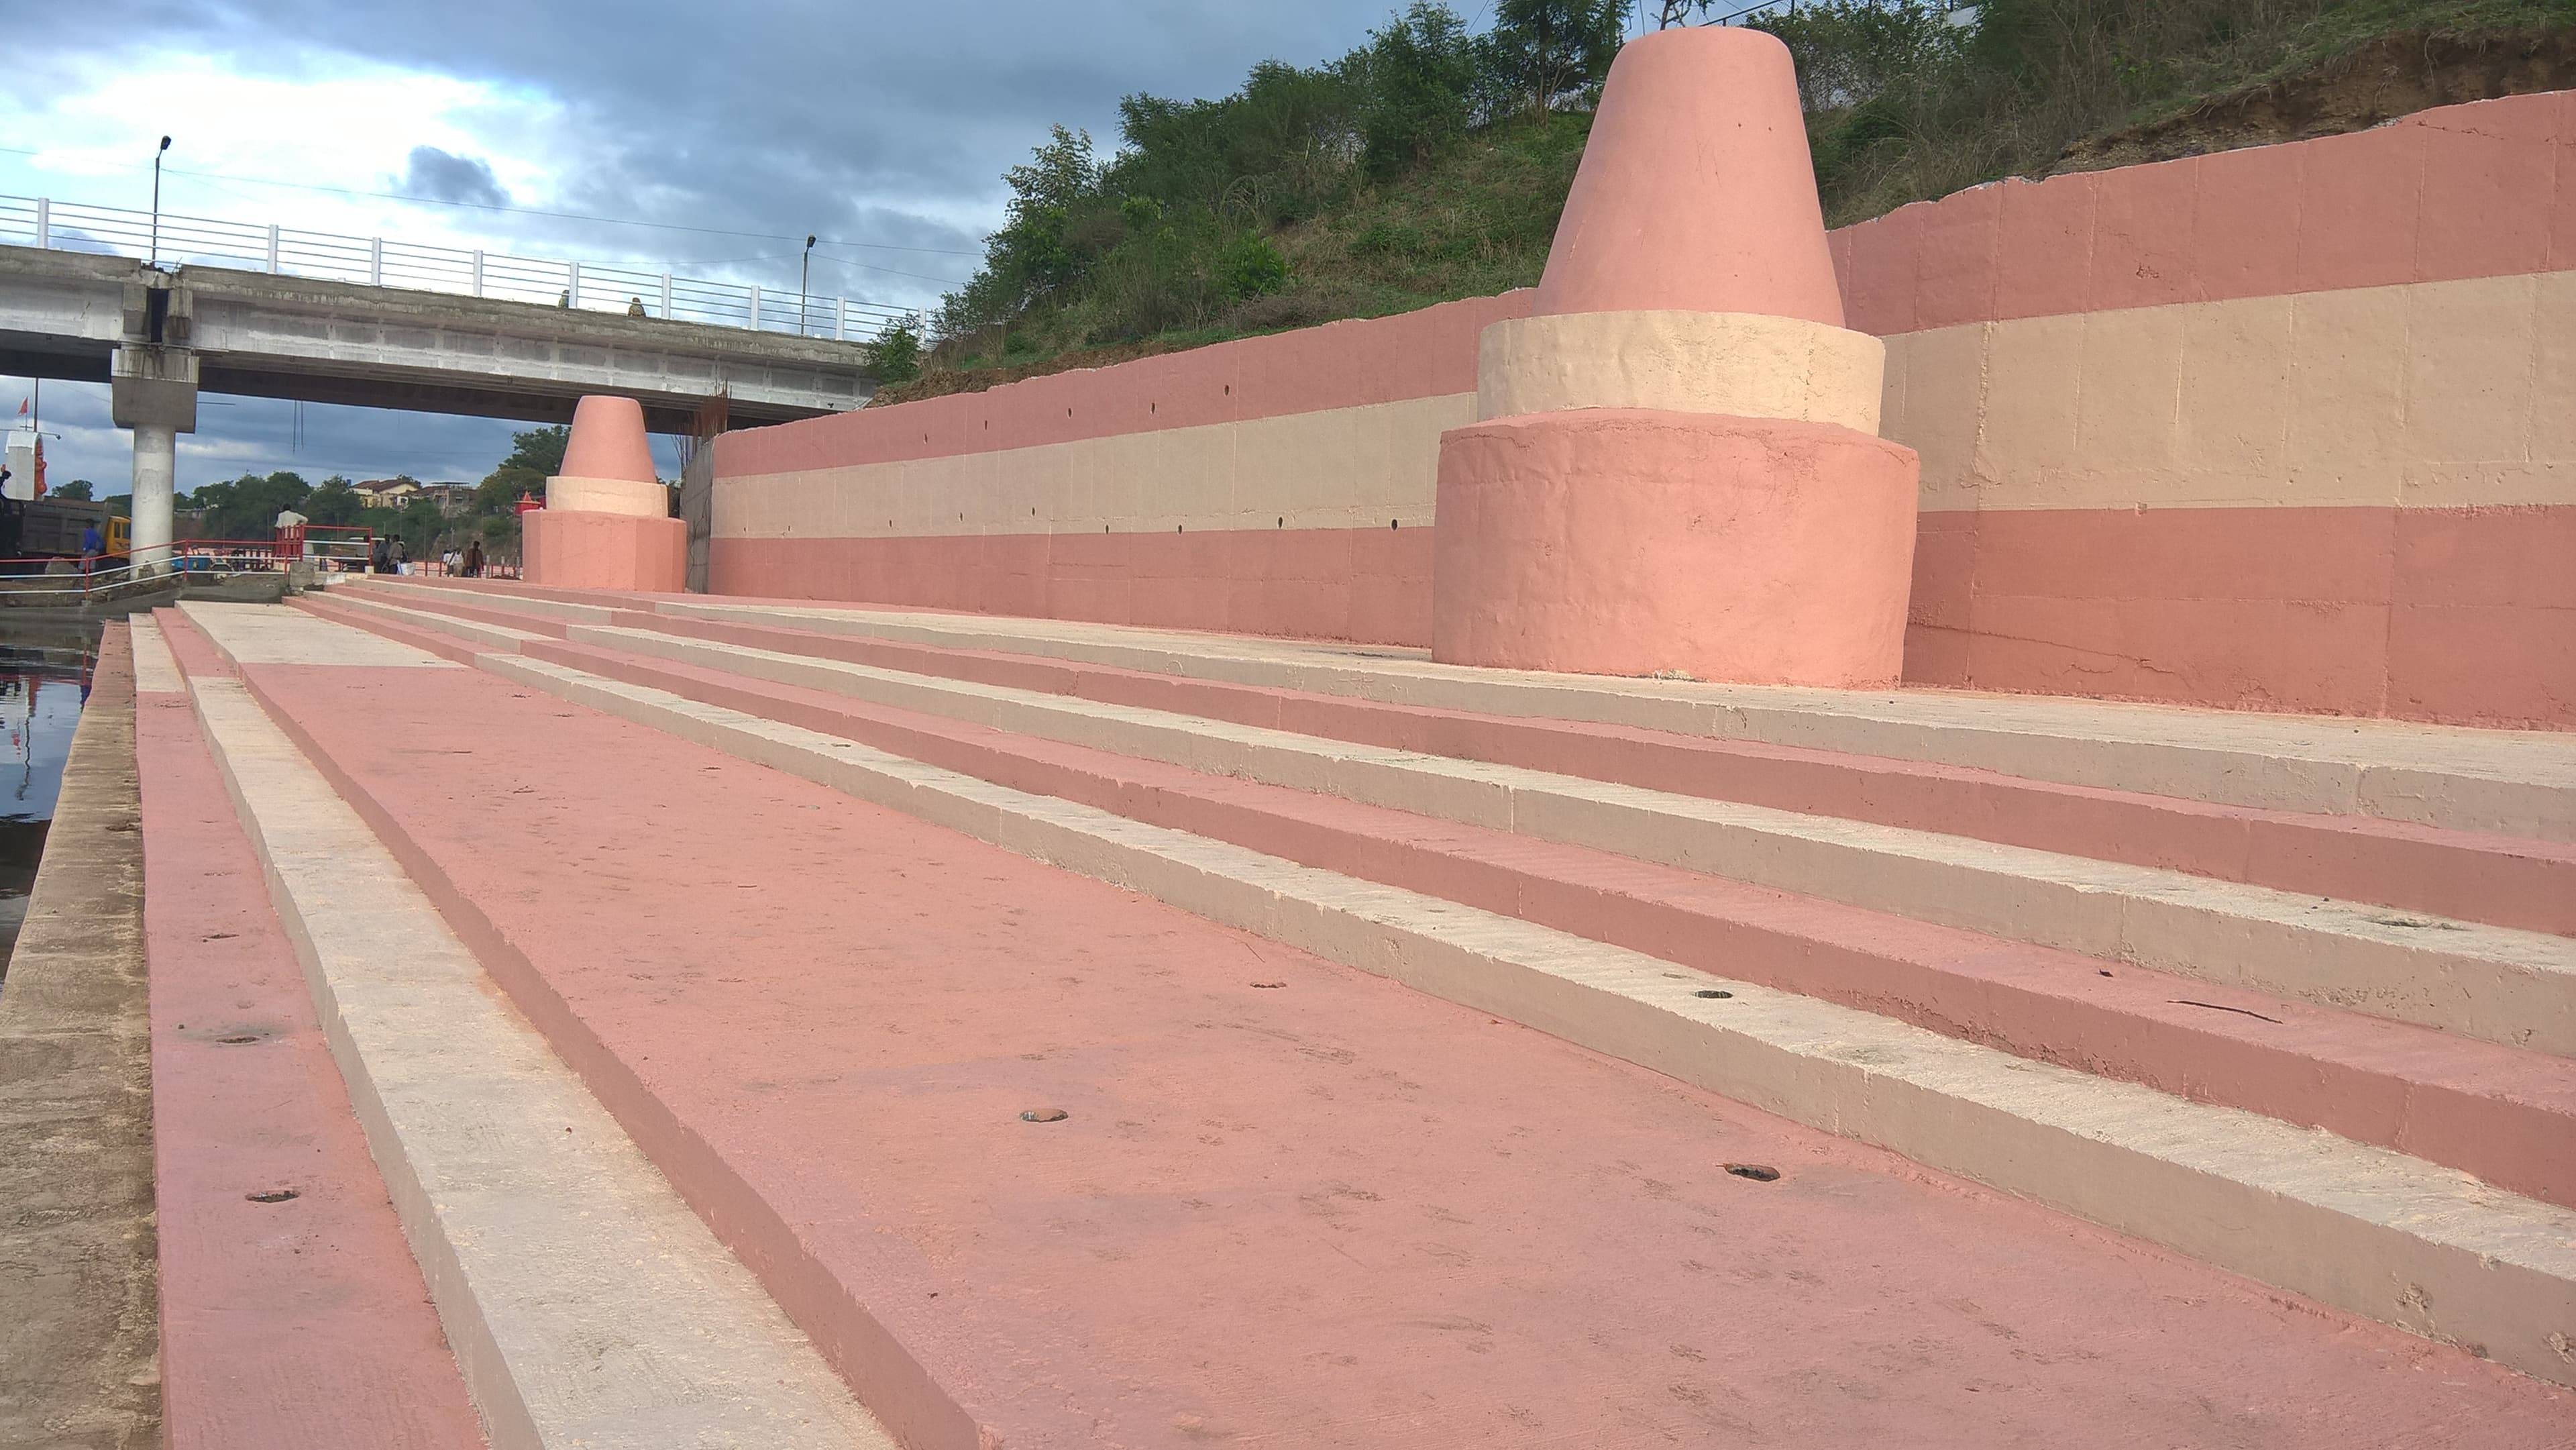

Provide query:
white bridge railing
left=0, top=194, right=915, bottom=343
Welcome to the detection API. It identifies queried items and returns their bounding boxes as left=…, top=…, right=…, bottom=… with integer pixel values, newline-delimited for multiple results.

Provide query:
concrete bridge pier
left=129, top=421, right=177, bottom=567
left=110, top=304, right=197, bottom=571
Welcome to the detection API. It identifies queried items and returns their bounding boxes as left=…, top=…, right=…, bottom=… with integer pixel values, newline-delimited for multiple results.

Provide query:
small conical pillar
left=1430, top=27, right=1919, bottom=687
left=524, top=395, right=687, bottom=591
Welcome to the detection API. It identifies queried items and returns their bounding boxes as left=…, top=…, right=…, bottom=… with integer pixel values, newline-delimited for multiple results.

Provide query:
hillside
left=879, top=0, right=2575, bottom=405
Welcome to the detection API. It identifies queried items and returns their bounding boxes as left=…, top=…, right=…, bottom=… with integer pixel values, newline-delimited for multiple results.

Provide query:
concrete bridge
left=0, top=245, right=877, bottom=564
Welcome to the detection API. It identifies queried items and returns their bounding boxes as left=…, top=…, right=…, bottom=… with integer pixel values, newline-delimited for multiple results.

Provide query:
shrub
left=1221, top=234, right=1291, bottom=300
left=871, top=315, right=923, bottom=383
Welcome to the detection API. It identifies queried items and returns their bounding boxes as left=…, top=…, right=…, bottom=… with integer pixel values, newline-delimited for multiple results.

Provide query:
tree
left=1489, top=0, right=1630, bottom=115
left=189, top=470, right=312, bottom=540
left=871, top=315, right=924, bottom=383
left=303, top=476, right=364, bottom=526
left=1350, top=3, right=1483, bottom=176
left=498, top=425, right=568, bottom=478
left=395, top=496, right=449, bottom=558
left=52, top=478, right=93, bottom=501
left=472, top=425, right=568, bottom=518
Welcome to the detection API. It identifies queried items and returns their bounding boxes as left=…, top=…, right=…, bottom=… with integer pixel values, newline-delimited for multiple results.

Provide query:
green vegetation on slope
left=891, top=0, right=2573, bottom=401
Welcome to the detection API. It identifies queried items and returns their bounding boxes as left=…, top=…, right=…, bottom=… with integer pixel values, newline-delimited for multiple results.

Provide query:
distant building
left=418, top=482, right=479, bottom=517
left=351, top=477, right=420, bottom=508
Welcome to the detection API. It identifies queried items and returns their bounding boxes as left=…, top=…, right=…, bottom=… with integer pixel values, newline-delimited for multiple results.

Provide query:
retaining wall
left=712, top=89, right=2575, bottom=728
left=712, top=295, right=1527, bottom=645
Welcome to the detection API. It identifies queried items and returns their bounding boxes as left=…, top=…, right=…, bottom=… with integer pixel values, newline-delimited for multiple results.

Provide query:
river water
left=0, top=618, right=101, bottom=981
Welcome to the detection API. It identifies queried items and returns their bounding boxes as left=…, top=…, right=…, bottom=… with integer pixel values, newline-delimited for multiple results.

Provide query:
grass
left=890, top=0, right=2569, bottom=402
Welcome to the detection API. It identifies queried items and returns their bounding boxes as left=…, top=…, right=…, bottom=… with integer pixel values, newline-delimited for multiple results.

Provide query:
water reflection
left=0, top=618, right=101, bottom=976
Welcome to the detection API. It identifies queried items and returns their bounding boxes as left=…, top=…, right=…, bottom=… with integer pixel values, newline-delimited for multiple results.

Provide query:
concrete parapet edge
left=0, top=626, right=158, bottom=1449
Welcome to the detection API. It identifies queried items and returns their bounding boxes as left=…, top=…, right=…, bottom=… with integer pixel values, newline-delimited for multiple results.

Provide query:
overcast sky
left=2, top=0, right=1569, bottom=499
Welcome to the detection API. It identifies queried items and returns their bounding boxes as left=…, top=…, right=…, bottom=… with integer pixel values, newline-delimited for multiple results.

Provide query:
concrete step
left=158, top=604, right=896, bottom=1450
left=168, top=601, right=2576, bottom=1433
left=276, top=597, right=2576, bottom=1389
left=325, top=584, right=2576, bottom=938
left=317, top=589, right=2576, bottom=1060
left=435, top=623, right=2576, bottom=1211
left=351, top=577, right=2576, bottom=843
left=131, top=615, right=488, bottom=1450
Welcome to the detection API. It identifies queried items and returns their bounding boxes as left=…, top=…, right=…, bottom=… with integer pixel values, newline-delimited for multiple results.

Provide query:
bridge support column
left=111, top=340, right=197, bottom=573
left=130, top=425, right=176, bottom=568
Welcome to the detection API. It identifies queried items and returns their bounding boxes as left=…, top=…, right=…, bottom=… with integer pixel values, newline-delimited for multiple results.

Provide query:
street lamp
left=798, top=234, right=816, bottom=336
left=149, top=135, right=172, bottom=267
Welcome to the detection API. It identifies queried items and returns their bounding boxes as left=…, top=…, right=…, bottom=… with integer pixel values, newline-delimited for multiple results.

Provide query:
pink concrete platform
left=468, top=625, right=2576, bottom=1209
left=135, top=627, right=482, bottom=1449
left=163, top=613, right=2573, bottom=1445
left=325, top=585, right=2576, bottom=937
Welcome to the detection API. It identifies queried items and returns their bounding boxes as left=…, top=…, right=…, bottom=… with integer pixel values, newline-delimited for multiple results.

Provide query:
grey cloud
left=400, top=146, right=509, bottom=208
left=13, top=0, right=1464, bottom=485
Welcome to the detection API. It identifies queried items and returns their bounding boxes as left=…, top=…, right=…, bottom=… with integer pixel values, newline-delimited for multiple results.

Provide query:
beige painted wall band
left=1887, top=269, right=2576, bottom=513
left=715, top=393, right=1470, bottom=541
left=1476, top=309, right=1886, bottom=433
left=547, top=475, right=669, bottom=519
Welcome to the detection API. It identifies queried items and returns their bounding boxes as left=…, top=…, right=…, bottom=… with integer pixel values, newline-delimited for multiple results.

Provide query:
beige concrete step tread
left=561, top=622, right=2576, bottom=1055
left=324, top=590, right=547, bottom=648
left=484, top=648, right=2576, bottom=1389
left=128, top=616, right=183, bottom=694
left=180, top=599, right=462, bottom=669
left=186, top=672, right=894, bottom=1450
left=637, top=596, right=2574, bottom=819
left=356, top=580, right=2576, bottom=839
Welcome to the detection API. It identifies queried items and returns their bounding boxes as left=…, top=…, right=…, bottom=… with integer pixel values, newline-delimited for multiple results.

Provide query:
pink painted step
left=355, top=583, right=2576, bottom=937
left=136, top=630, right=485, bottom=1449
left=293, top=597, right=2576, bottom=1210
left=190, top=623, right=2575, bottom=1447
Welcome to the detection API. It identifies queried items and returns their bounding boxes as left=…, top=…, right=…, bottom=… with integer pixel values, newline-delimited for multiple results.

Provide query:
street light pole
left=799, top=234, right=816, bottom=336
left=149, top=135, right=171, bottom=267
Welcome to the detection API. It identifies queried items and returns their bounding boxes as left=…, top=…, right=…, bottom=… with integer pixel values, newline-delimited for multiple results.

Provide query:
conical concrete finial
left=560, top=396, right=657, bottom=485
left=1534, top=26, right=1843, bottom=327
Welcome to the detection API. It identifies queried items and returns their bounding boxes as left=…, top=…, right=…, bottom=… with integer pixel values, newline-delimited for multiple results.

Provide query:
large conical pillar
left=524, top=395, right=686, bottom=591
left=1430, top=27, right=1919, bottom=687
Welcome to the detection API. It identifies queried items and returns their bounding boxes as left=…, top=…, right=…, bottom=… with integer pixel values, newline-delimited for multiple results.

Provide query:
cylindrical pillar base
left=1431, top=408, right=1920, bottom=688
left=524, top=511, right=686, bottom=592
left=131, top=423, right=176, bottom=572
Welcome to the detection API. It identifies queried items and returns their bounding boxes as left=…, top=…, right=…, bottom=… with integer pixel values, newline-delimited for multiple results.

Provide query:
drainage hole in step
left=1723, top=1164, right=1781, bottom=1183
left=1693, top=989, right=1733, bottom=1000
left=246, top=1189, right=300, bottom=1204
left=1021, top=1108, right=1069, bottom=1123
left=217, top=1035, right=259, bottom=1045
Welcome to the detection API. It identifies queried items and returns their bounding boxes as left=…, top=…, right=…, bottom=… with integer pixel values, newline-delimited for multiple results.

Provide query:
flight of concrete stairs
left=296, top=575, right=2576, bottom=1391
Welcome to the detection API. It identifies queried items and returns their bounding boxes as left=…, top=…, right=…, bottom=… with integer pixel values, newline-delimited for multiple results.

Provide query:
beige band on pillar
left=546, top=474, right=670, bottom=519
left=1477, top=309, right=1886, bottom=435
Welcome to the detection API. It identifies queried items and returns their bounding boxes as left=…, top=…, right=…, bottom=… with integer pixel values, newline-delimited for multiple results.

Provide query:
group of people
left=368, top=535, right=488, bottom=576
